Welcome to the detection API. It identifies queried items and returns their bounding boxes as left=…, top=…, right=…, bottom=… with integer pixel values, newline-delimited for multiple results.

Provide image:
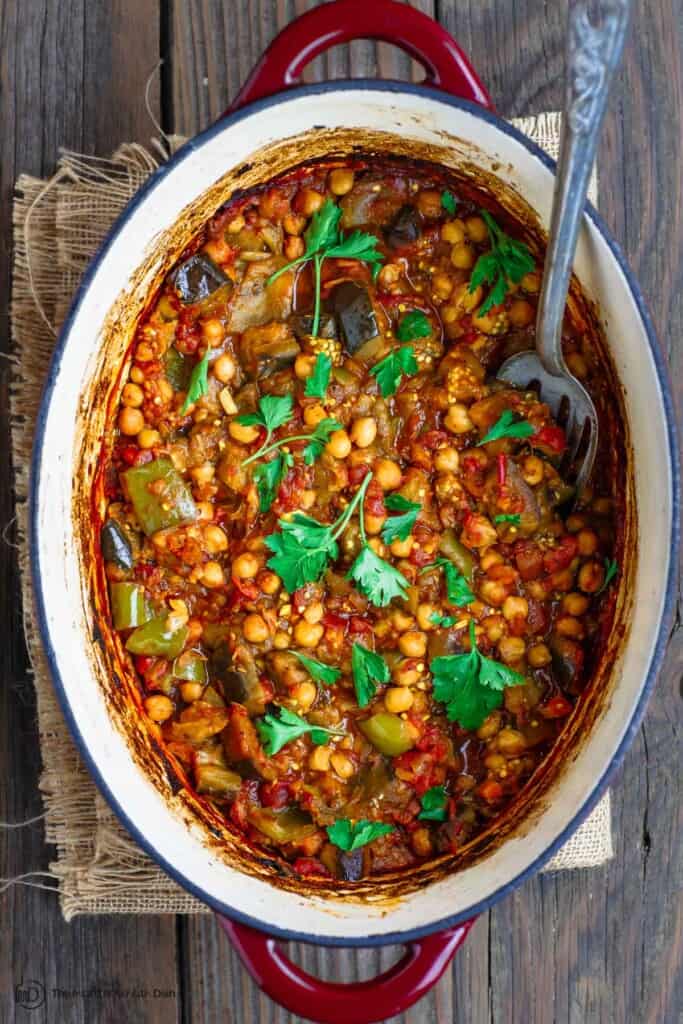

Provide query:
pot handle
left=227, top=0, right=493, bottom=114
left=218, top=915, right=475, bottom=1024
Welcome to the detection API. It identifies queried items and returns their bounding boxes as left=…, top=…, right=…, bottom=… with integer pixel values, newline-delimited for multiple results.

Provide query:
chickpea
left=190, top=462, right=215, bottom=486
left=326, top=429, right=352, bottom=459
left=411, top=827, right=433, bottom=858
left=390, top=536, right=413, bottom=558
left=135, top=342, right=154, bottom=362
left=119, top=407, right=145, bottom=436
left=484, top=753, right=506, bottom=771
left=385, top=686, right=414, bottom=713
left=374, top=458, right=402, bottom=490
left=368, top=537, right=387, bottom=557
left=480, top=550, right=504, bottom=571
left=303, top=601, right=324, bottom=625
left=283, top=212, right=306, bottom=235
left=398, top=631, right=427, bottom=658
left=550, top=568, right=575, bottom=593
left=472, top=308, right=509, bottom=335
left=144, top=695, right=174, bottom=723
left=432, top=272, right=454, bottom=300
left=122, top=382, right=144, bottom=408
left=577, top=529, right=599, bottom=556
left=180, top=682, right=204, bottom=703
left=451, top=280, right=483, bottom=314
left=497, top=728, right=527, bottom=755
left=498, top=635, right=526, bottom=663
left=555, top=615, right=585, bottom=639
left=416, top=189, right=442, bottom=218
left=294, top=188, right=324, bottom=216
left=299, top=489, right=316, bottom=510
left=212, top=353, right=236, bottom=383
left=521, top=270, right=540, bottom=293
left=202, top=318, right=225, bottom=345
left=566, top=514, right=586, bottom=533
left=393, top=661, right=420, bottom=687
left=509, top=298, right=535, bottom=328
left=365, top=512, right=386, bottom=536
left=202, top=561, right=225, bottom=588
left=284, top=235, right=305, bottom=261
left=295, top=353, right=317, bottom=379
left=158, top=379, right=174, bottom=403
left=226, top=214, right=245, bottom=233
left=527, top=580, right=548, bottom=601
left=502, top=596, right=529, bottom=622
left=465, top=215, right=488, bottom=242
left=330, top=752, right=356, bottom=779
left=563, top=592, right=589, bottom=616
left=567, top=352, right=588, bottom=379
left=229, top=420, right=260, bottom=444
left=480, top=580, right=507, bottom=607
left=434, top=446, right=459, bottom=472
left=329, top=168, right=355, bottom=195
left=350, top=416, right=377, bottom=449
left=243, top=613, right=268, bottom=644
left=232, top=552, right=259, bottom=579
left=483, top=614, right=505, bottom=643
left=416, top=603, right=438, bottom=631
left=592, top=497, right=612, bottom=516
left=522, top=455, right=545, bottom=486
left=527, top=643, right=552, bottom=668
left=477, top=711, right=502, bottom=740
left=273, top=631, right=290, bottom=650
left=294, top=620, right=324, bottom=648
left=392, top=609, right=415, bottom=632
left=137, top=428, right=160, bottom=450
left=451, top=241, right=476, bottom=269
left=309, top=745, right=332, bottom=772
left=260, top=571, right=281, bottom=596
left=444, top=403, right=473, bottom=434
left=204, top=524, right=228, bottom=554
left=304, top=403, right=327, bottom=427
left=377, top=262, right=402, bottom=290
left=292, top=681, right=317, bottom=713
left=441, top=219, right=466, bottom=244
left=129, top=366, right=144, bottom=384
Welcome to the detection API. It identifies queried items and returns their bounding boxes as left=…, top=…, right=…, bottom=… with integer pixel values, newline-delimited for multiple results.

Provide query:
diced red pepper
left=514, top=539, right=545, bottom=580
left=534, top=425, right=567, bottom=455
left=497, top=453, right=507, bottom=488
left=292, top=857, right=332, bottom=878
left=540, top=694, right=573, bottom=719
left=543, top=534, right=578, bottom=574
left=478, top=779, right=504, bottom=802
left=259, top=781, right=291, bottom=809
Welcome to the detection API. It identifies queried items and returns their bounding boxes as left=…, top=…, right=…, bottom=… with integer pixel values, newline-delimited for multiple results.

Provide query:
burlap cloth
left=10, top=112, right=611, bottom=920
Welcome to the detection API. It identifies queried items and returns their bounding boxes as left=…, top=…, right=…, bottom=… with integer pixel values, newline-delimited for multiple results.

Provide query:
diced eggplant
left=172, top=254, right=230, bottom=305
left=101, top=519, right=134, bottom=569
left=550, top=636, right=584, bottom=692
left=211, top=642, right=268, bottom=715
left=338, top=848, right=364, bottom=881
left=328, top=282, right=379, bottom=354
left=385, top=204, right=420, bottom=249
left=227, top=258, right=293, bottom=333
left=239, top=322, right=300, bottom=379
left=291, top=313, right=337, bottom=341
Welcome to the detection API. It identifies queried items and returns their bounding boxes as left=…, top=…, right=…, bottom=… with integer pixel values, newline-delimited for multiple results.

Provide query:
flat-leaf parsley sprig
left=351, top=642, right=390, bottom=707
left=469, top=210, right=535, bottom=316
left=347, top=479, right=410, bottom=607
left=267, top=198, right=383, bottom=336
left=327, top=818, right=394, bottom=851
left=430, top=620, right=525, bottom=730
left=421, top=557, right=475, bottom=608
left=370, top=344, right=418, bottom=398
left=256, top=706, right=346, bottom=756
left=477, top=409, right=535, bottom=446
left=181, top=349, right=211, bottom=413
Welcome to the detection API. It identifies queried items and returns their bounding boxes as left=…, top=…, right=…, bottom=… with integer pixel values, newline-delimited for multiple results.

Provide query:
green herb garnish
left=305, top=353, right=332, bottom=400
left=268, top=199, right=383, bottom=335
left=430, top=620, right=525, bottom=730
left=477, top=409, right=535, bottom=446
left=494, top=513, right=521, bottom=526
left=290, top=651, right=341, bottom=686
left=256, top=706, right=345, bottom=756
left=396, top=310, right=432, bottom=342
left=351, top=642, right=390, bottom=708
left=327, top=818, right=394, bottom=852
left=429, top=611, right=459, bottom=628
left=237, top=394, right=294, bottom=463
left=370, top=345, right=418, bottom=398
left=441, top=191, right=457, bottom=216
left=469, top=210, right=535, bottom=316
left=381, top=494, right=421, bottom=544
left=253, top=451, right=294, bottom=513
left=302, top=418, right=344, bottom=464
left=181, top=349, right=210, bottom=413
left=418, top=785, right=448, bottom=822
left=347, top=480, right=410, bottom=607
left=597, top=557, right=619, bottom=594
left=421, top=558, right=475, bottom=607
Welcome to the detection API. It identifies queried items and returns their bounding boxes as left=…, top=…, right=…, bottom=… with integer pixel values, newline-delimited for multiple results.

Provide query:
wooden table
left=1, top=2, right=680, bottom=1022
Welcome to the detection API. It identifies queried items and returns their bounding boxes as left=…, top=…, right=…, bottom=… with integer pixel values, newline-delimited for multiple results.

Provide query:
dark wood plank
left=0, top=3, right=179, bottom=1023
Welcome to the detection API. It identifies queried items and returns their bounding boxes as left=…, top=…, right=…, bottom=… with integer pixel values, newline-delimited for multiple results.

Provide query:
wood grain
left=1, top=0, right=680, bottom=1022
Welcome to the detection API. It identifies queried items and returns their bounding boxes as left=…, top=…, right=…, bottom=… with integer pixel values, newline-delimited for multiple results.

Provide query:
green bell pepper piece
left=122, top=458, right=197, bottom=536
left=126, top=616, right=189, bottom=658
left=359, top=712, right=415, bottom=757
left=195, top=763, right=242, bottom=797
left=439, top=528, right=475, bottom=582
left=164, top=346, right=192, bottom=390
left=247, top=807, right=317, bottom=843
left=110, top=582, right=152, bottom=630
left=173, top=650, right=208, bottom=684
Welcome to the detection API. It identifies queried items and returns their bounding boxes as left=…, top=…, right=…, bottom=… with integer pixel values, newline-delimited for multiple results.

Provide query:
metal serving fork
left=497, top=0, right=631, bottom=496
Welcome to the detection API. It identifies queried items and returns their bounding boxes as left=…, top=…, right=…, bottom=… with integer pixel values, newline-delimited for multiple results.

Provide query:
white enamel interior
left=33, top=88, right=675, bottom=941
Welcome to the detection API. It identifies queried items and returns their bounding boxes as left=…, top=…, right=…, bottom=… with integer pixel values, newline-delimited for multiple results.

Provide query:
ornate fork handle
left=535, top=0, right=631, bottom=378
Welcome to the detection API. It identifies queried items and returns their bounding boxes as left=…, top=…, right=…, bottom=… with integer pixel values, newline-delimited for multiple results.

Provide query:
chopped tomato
left=543, top=534, right=578, bottom=574
left=292, top=857, right=332, bottom=878
left=534, top=425, right=566, bottom=455
left=478, top=780, right=504, bottom=802
left=540, top=695, right=574, bottom=719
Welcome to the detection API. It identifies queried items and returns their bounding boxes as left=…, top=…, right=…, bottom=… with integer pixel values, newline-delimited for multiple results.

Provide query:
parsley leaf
left=421, top=558, right=475, bottom=607
left=396, top=310, right=432, bottom=342
left=326, top=818, right=394, bottom=852
left=429, top=611, right=459, bottom=628
left=256, top=705, right=344, bottom=756
left=302, top=418, right=343, bottom=464
left=477, top=409, right=535, bottom=446
left=370, top=345, right=418, bottom=397
left=325, top=229, right=384, bottom=274
left=253, top=452, right=293, bottom=513
left=494, top=513, right=521, bottom=526
left=381, top=494, right=421, bottom=544
left=469, top=210, right=535, bottom=316
left=305, top=198, right=343, bottom=253
left=236, top=393, right=293, bottom=434
left=597, top=557, right=619, bottom=594
left=290, top=651, right=341, bottom=686
left=441, top=191, right=457, bottom=216
left=305, top=353, right=332, bottom=400
left=181, top=349, right=210, bottom=413
left=347, top=545, right=409, bottom=607
left=351, top=642, right=390, bottom=708
left=430, top=621, right=524, bottom=730
left=418, top=785, right=448, bottom=822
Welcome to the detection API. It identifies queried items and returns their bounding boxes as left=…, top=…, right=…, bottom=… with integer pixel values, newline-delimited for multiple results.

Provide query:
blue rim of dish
left=30, top=80, right=680, bottom=949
